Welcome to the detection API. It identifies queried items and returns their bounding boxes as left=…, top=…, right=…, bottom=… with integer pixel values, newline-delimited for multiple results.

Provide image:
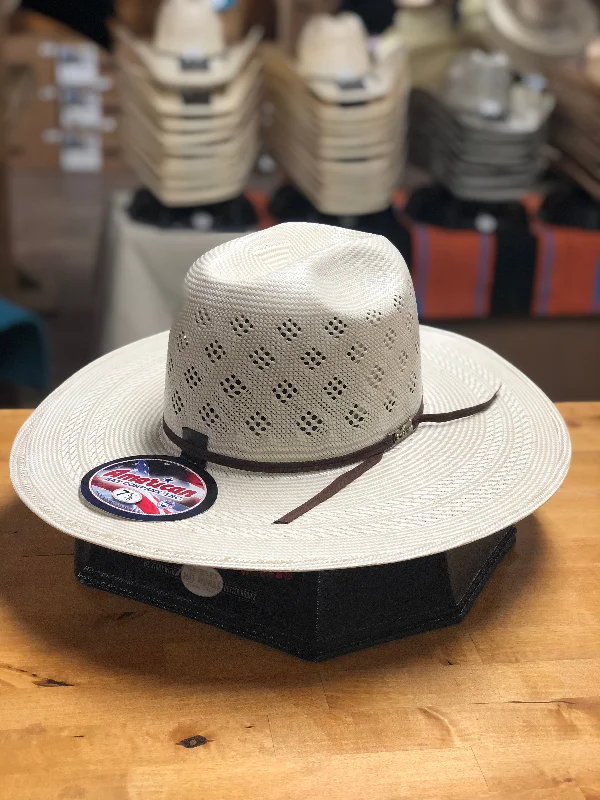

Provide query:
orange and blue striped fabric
left=533, top=224, right=600, bottom=316
left=409, top=222, right=496, bottom=320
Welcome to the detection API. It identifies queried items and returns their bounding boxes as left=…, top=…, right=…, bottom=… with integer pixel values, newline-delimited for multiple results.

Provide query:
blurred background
left=1, top=0, right=600, bottom=408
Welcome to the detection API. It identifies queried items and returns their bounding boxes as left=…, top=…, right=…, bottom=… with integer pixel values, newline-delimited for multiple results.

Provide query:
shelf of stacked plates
left=113, top=0, right=263, bottom=229
left=263, top=11, right=411, bottom=250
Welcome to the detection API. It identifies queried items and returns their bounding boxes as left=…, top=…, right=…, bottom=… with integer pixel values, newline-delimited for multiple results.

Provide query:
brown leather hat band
left=162, top=388, right=500, bottom=523
left=163, top=399, right=423, bottom=475
left=273, top=388, right=500, bottom=524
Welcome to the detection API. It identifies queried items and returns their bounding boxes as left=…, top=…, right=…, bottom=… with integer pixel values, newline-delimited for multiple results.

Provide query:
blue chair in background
left=0, top=297, right=50, bottom=398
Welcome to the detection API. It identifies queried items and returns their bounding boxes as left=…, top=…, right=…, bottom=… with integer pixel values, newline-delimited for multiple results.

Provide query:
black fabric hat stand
left=127, top=188, right=258, bottom=231
left=74, top=526, right=515, bottom=661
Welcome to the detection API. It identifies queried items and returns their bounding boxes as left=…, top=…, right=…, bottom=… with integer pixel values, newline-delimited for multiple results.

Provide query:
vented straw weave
left=10, top=223, right=571, bottom=570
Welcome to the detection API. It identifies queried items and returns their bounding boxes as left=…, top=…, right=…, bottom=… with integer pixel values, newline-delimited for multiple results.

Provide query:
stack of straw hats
left=409, top=49, right=554, bottom=201
left=546, top=41, right=600, bottom=198
left=393, top=0, right=485, bottom=89
left=114, top=0, right=263, bottom=207
left=483, top=0, right=598, bottom=73
left=263, top=12, right=410, bottom=216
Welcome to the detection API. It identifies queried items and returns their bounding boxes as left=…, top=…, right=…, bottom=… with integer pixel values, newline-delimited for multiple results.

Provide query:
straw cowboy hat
left=153, top=0, right=225, bottom=58
left=585, top=36, right=600, bottom=85
left=486, top=0, right=598, bottom=59
left=114, top=16, right=262, bottom=89
left=297, top=12, right=372, bottom=83
left=10, top=224, right=570, bottom=570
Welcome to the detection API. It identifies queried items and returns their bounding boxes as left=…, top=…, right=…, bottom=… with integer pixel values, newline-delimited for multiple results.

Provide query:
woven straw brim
left=10, top=327, right=570, bottom=571
left=486, top=0, right=597, bottom=58
left=117, top=56, right=262, bottom=119
left=114, top=24, right=262, bottom=89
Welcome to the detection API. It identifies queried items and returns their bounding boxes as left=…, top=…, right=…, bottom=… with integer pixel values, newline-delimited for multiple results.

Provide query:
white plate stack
left=263, top=13, right=410, bottom=216
left=114, top=0, right=263, bottom=207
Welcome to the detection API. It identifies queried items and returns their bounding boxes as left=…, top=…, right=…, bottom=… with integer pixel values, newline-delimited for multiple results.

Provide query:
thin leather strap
left=415, top=388, right=501, bottom=426
left=271, top=388, right=500, bottom=524
left=163, top=401, right=425, bottom=475
left=273, top=453, right=384, bottom=524
left=162, top=388, right=500, bottom=523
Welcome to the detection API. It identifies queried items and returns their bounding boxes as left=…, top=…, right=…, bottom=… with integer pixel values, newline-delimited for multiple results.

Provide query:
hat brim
left=487, top=0, right=597, bottom=58
left=10, top=327, right=570, bottom=571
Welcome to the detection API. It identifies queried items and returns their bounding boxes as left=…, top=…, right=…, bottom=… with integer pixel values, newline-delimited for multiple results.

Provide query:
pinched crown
left=163, top=222, right=422, bottom=463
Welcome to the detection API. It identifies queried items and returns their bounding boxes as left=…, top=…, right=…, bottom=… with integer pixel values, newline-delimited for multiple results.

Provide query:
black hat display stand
left=74, top=527, right=516, bottom=661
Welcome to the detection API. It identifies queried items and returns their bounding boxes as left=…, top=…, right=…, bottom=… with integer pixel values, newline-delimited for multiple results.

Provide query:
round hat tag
left=80, top=456, right=217, bottom=521
left=181, top=566, right=224, bottom=597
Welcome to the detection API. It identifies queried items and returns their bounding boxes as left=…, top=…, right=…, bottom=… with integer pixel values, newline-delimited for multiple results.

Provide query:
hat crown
left=297, top=12, right=371, bottom=80
left=154, top=0, right=225, bottom=57
left=163, top=223, right=422, bottom=464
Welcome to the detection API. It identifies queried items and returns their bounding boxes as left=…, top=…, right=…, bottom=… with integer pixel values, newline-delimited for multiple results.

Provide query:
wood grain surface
left=0, top=404, right=599, bottom=800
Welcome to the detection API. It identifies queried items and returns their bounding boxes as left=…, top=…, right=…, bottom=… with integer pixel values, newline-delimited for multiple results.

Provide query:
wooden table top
left=1, top=405, right=599, bottom=800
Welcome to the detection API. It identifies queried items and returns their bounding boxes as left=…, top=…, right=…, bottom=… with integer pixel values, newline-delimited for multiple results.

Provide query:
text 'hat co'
left=10, top=223, right=570, bottom=570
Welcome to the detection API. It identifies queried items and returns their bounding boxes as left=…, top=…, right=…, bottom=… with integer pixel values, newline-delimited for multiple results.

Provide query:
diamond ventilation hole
left=220, top=374, right=247, bottom=397
left=246, top=412, right=272, bottom=436
left=251, top=346, right=276, bottom=370
left=231, top=316, right=254, bottom=336
left=324, top=316, right=347, bottom=338
left=302, top=348, right=325, bottom=369
left=415, top=339, right=420, bottom=356
left=205, top=340, right=225, bottom=363
left=200, top=403, right=220, bottom=427
left=176, top=331, right=189, bottom=352
left=167, top=356, right=174, bottom=376
left=345, top=403, right=368, bottom=429
left=392, top=294, right=403, bottom=310
left=296, top=412, right=325, bottom=436
left=384, top=328, right=397, bottom=349
left=195, top=308, right=211, bottom=327
left=273, top=381, right=298, bottom=403
left=408, top=372, right=418, bottom=394
left=324, top=377, right=347, bottom=398
left=366, top=309, right=383, bottom=325
left=384, top=391, right=398, bottom=413
left=368, top=365, right=385, bottom=387
left=184, top=366, right=201, bottom=388
left=278, top=318, right=302, bottom=342
left=171, top=390, right=184, bottom=415
left=399, top=349, right=409, bottom=369
left=347, top=342, right=367, bottom=362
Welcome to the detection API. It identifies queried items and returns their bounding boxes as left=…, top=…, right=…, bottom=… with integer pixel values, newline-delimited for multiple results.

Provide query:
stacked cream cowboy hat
left=393, top=0, right=486, bottom=89
left=484, top=0, right=598, bottom=73
left=546, top=40, right=600, bottom=199
left=410, top=48, right=554, bottom=201
left=114, top=0, right=263, bottom=207
left=263, top=13, right=410, bottom=215
left=11, top=223, right=570, bottom=570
